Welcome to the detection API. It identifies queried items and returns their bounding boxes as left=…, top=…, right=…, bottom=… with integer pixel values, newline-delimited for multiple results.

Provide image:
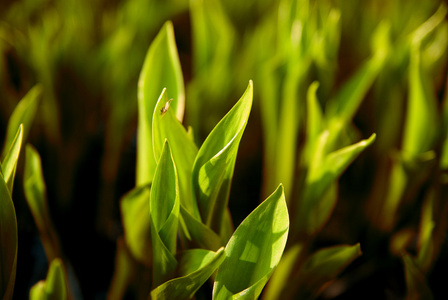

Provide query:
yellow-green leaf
left=1, top=125, right=23, bottom=194
left=297, top=134, right=376, bottom=235
left=151, top=248, right=225, bottom=300
left=120, top=185, right=152, bottom=266
left=285, top=244, right=362, bottom=299
left=192, top=81, right=253, bottom=235
left=29, top=258, right=69, bottom=300
left=137, top=21, right=185, bottom=186
left=23, top=145, right=60, bottom=262
left=153, top=88, right=199, bottom=219
left=151, top=141, right=180, bottom=287
left=0, top=174, right=17, bottom=300
left=213, top=184, right=289, bottom=300
left=402, top=253, right=434, bottom=300
left=1, top=85, right=42, bottom=160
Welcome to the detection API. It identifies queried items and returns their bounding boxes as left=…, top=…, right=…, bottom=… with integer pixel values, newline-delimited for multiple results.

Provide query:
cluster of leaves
left=1, top=0, right=448, bottom=299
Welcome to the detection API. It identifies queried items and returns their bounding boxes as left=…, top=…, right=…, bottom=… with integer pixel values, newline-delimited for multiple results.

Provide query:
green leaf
left=153, top=88, right=200, bottom=219
left=192, top=80, right=253, bottom=235
left=441, top=78, right=448, bottom=170
left=1, top=124, right=23, bottom=194
left=137, top=20, right=185, bottom=186
left=213, top=184, right=289, bottom=300
left=23, top=145, right=60, bottom=262
left=303, top=82, right=324, bottom=164
left=402, top=45, right=438, bottom=158
left=29, top=258, right=69, bottom=300
left=107, top=238, right=139, bottom=300
left=287, top=244, right=362, bottom=299
left=151, top=248, right=226, bottom=300
left=402, top=253, right=434, bottom=300
left=1, top=85, right=42, bottom=160
left=409, top=3, right=447, bottom=47
left=325, top=22, right=388, bottom=149
left=263, top=244, right=304, bottom=299
left=190, top=0, right=234, bottom=74
left=179, top=205, right=223, bottom=251
left=0, top=174, right=18, bottom=300
left=151, top=141, right=180, bottom=287
left=416, top=188, right=436, bottom=273
left=297, top=134, right=376, bottom=235
left=120, top=185, right=152, bottom=266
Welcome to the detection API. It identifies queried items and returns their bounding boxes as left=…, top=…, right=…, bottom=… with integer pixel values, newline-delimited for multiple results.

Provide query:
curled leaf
left=151, top=141, right=180, bottom=287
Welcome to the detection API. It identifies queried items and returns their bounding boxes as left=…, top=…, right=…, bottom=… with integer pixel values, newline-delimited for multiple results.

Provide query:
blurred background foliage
left=1, top=0, right=447, bottom=298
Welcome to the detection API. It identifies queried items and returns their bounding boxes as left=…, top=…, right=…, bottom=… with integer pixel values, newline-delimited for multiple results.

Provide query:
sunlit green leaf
left=402, top=253, right=434, bottom=300
left=213, top=184, right=289, bottom=299
left=23, top=144, right=60, bottom=262
left=1, top=85, right=42, bottom=160
left=153, top=88, right=200, bottom=219
left=120, top=185, right=152, bottom=266
left=1, top=124, right=23, bottom=193
left=151, top=141, right=179, bottom=287
left=0, top=174, right=17, bottom=300
left=192, top=80, right=253, bottom=235
left=285, top=244, right=362, bottom=299
left=151, top=248, right=225, bottom=300
left=137, top=20, right=185, bottom=186
left=29, top=258, right=69, bottom=300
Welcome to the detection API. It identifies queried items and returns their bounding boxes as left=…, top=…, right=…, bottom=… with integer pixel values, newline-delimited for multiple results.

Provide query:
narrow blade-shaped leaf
left=151, top=248, right=225, bottom=300
left=325, top=22, right=389, bottom=126
left=402, top=46, right=438, bottom=158
left=137, top=21, right=185, bottom=186
left=1, top=124, right=23, bottom=193
left=29, top=258, right=69, bottom=300
left=402, top=254, right=434, bottom=300
left=285, top=244, right=362, bottom=299
left=153, top=88, right=199, bottom=218
left=304, top=82, right=324, bottom=163
left=107, top=238, right=139, bottom=300
left=1, top=85, right=42, bottom=160
left=213, top=184, right=289, bottom=300
left=416, top=188, right=436, bottom=273
left=0, top=175, right=17, bottom=300
left=192, top=80, right=253, bottom=234
left=120, top=185, right=152, bottom=266
left=151, top=141, right=180, bottom=287
left=23, top=145, right=60, bottom=262
left=298, top=134, right=376, bottom=235
left=262, top=244, right=304, bottom=299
